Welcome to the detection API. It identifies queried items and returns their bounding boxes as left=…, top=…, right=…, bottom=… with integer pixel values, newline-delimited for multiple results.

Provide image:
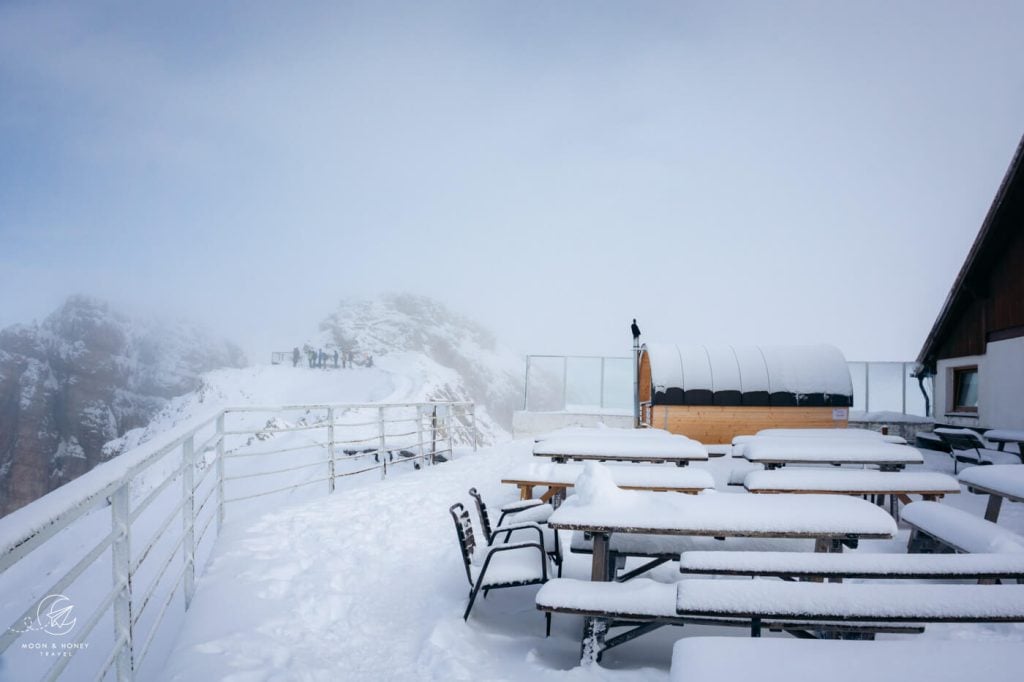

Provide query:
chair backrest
left=467, top=488, right=494, bottom=542
left=449, top=503, right=476, bottom=586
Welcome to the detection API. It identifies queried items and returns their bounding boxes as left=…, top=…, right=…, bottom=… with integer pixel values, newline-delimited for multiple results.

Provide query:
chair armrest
left=488, top=522, right=546, bottom=552
left=480, top=541, right=548, bottom=581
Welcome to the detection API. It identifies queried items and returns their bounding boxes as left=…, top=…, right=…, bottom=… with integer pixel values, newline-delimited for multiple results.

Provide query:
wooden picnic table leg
left=519, top=485, right=533, bottom=501
left=984, top=494, right=1004, bottom=523
left=580, top=532, right=612, bottom=666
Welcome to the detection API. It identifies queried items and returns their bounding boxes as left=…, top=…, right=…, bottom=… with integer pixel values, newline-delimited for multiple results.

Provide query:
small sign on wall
left=832, top=408, right=849, bottom=420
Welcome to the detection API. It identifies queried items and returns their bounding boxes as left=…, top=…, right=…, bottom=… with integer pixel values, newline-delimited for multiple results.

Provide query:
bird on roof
left=631, top=319, right=641, bottom=340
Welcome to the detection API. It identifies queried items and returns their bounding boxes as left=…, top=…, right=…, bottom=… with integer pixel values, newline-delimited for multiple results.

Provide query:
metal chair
left=449, top=503, right=551, bottom=634
left=468, top=488, right=561, bottom=576
left=934, top=429, right=1017, bottom=473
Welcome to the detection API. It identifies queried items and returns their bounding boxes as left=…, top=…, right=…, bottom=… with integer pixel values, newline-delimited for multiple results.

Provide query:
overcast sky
left=2, top=1, right=1023, bottom=362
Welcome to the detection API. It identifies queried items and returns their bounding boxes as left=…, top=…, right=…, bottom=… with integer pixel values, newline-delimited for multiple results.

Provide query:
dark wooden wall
left=936, top=167, right=1024, bottom=361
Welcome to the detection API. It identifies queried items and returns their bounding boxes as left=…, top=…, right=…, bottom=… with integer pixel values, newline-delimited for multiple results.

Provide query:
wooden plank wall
left=654, top=406, right=848, bottom=445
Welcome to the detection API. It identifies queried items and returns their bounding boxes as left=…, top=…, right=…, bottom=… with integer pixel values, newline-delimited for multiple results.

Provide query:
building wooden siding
left=935, top=221, right=1024, bottom=361
left=645, top=405, right=846, bottom=445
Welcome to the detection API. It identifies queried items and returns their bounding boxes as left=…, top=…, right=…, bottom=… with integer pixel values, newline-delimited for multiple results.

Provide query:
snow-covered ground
left=156, top=443, right=1024, bottom=681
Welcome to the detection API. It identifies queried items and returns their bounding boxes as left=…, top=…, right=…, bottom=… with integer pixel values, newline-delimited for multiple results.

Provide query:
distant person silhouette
left=292, top=347, right=300, bottom=367
left=333, top=350, right=339, bottom=368
left=307, top=349, right=316, bottom=368
left=631, top=319, right=641, bottom=341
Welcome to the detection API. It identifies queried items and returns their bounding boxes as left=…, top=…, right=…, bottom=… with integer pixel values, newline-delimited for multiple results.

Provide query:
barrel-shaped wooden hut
left=637, top=344, right=853, bottom=444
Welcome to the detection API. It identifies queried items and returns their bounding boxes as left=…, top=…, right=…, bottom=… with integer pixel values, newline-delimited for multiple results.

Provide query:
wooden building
left=916, top=132, right=1024, bottom=430
left=637, top=344, right=853, bottom=444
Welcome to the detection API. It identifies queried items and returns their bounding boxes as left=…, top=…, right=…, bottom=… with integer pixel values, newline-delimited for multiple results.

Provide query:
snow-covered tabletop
left=533, top=434, right=708, bottom=463
left=546, top=465, right=896, bottom=538
left=982, top=429, right=1024, bottom=443
left=959, top=465, right=1024, bottom=503
left=502, top=461, right=714, bottom=492
left=675, top=578, right=1024, bottom=620
left=742, top=437, right=923, bottom=467
left=670, top=637, right=1024, bottom=682
left=744, top=468, right=959, bottom=495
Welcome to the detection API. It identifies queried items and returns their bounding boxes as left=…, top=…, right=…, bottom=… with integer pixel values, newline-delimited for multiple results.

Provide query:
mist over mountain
left=314, top=294, right=525, bottom=430
left=0, top=296, right=246, bottom=515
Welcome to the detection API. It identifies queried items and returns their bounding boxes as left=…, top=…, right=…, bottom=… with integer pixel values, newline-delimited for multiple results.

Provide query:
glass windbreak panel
left=565, top=357, right=602, bottom=410
left=525, top=357, right=566, bottom=411
left=865, top=363, right=906, bottom=414
left=601, top=358, right=633, bottom=411
left=953, top=368, right=978, bottom=412
left=848, top=362, right=867, bottom=411
left=904, top=364, right=931, bottom=417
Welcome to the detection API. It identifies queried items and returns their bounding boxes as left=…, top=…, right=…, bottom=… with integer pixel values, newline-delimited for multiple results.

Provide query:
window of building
left=952, top=366, right=979, bottom=413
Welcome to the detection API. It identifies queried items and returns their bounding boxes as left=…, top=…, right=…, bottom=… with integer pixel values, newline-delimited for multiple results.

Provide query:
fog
left=2, top=1, right=1022, bottom=362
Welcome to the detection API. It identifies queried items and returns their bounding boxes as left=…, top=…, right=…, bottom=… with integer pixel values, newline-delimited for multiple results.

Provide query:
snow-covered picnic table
left=532, top=434, right=708, bottom=466
left=959, top=464, right=1024, bottom=522
left=744, top=468, right=959, bottom=499
left=741, top=436, right=924, bottom=470
left=669, top=637, right=1024, bottom=682
left=534, top=426, right=673, bottom=441
left=501, top=461, right=714, bottom=505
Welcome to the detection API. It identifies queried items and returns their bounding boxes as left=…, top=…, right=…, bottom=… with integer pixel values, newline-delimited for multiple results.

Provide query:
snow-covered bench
left=570, top=532, right=815, bottom=581
left=678, top=550, right=1024, bottom=581
left=675, top=578, right=1024, bottom=636
left=535, top=579, right=922, bottom=662
left=669, top=637, right=1023, bottom=682
left=743, top=469, right=959, bottom=518
left=902, top=501, right=1024, bottom=555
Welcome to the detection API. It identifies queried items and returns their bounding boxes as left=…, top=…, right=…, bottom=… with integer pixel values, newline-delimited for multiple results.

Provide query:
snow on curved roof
left=641, top=343, right=852, bottom=407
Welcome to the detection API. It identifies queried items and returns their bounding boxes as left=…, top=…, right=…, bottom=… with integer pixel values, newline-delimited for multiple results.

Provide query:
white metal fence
left=0, top=401, right=476, bottom=682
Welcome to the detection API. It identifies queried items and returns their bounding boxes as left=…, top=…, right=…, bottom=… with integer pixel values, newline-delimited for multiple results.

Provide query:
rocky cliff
left=0, top=296, right=245, bottom=516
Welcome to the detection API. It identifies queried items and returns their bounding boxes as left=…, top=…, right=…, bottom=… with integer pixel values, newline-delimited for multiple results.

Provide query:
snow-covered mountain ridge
left=314, top=294, right=524, bottom=430
left=0, top=296, right=245, bottom=515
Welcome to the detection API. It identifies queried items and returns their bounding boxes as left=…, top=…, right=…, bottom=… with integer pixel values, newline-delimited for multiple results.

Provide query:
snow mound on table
left=574, top=462, right=625, bottom=505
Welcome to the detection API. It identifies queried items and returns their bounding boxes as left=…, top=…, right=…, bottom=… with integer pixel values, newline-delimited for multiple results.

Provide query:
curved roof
left=641, top=343, right=852, bottom=407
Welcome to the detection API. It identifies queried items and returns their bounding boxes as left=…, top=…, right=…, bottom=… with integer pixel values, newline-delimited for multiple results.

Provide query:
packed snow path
left=158, top=442, right=1024, bottom=681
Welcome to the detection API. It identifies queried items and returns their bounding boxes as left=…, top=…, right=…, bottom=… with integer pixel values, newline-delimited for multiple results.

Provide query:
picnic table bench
left=570, top=533, right=815, bottom=582
left=533, top=434, right=709, bottom=466
left=678, top=550, right=1024, bottom=581
left=743, top=469, right=959, bottom=518
left=675, top=578, right=1024, bottom=634
left=959, top=464, right=1024, bottom=522
left=669, top=637, right=1024, bottom=682
left=741, top=437, right=924, bottom=471
left=903, top=500, right=1024, bottom=555
left=753, top=428, right=908, bottom=444
left=535, top=579, right=923, bottom=662
left=502, top=462, right=714, bottom=505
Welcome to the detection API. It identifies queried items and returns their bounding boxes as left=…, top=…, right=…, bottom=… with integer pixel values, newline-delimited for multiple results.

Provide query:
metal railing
left=0, top=401, right=476, bottom=682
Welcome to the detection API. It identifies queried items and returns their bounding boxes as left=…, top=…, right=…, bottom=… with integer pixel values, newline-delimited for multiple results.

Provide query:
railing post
left=864, top=363, right=870, bottom=413
left=446, top=404, right=455, bottom=460
left=378, top=406, right=387, bottom=479
left=523, top=356, right=531, bottom=410
left=327, top=407, right=336, bottom=493
left=111, top=484, right=133, bottom=682
left=470, top=404, right=478, bottom=452
left=182, top=435, right=196, bottom=609
left=902, top=362, right=908, bottom=415
left=416, top=405, right=425, bottom=465
left=431, top=406, right=438, bottom=465
left=216, top=412, right=225, bottom=529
